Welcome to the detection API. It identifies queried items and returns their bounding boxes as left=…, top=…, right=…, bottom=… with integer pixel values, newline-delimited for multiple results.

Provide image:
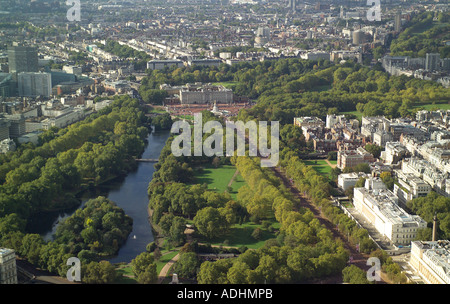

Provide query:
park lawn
left=228, top=172, right=246, bottom=200
left=115, top=265, right=137, bottom=284
left=175, top=114, right=194, bottom=120
left=200, top=221, right=278, bottom=250
left=340, top=110, right=363, bottom=120
left=194, top=164, right=239, bottom=194
left=156, top=250, right=179, bottom=275
left=303, top=159, right=333, bottom=177
left=413, top=103, right=450, bottom=111
left=212, top=81, right=240, bottom=89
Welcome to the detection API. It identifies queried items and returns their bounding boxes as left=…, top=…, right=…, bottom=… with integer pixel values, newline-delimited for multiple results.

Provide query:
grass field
left=413, top=103, right=450, bottom=111
left=199, top=221, right=279, bottom=250
left=340, top=110, right=363, bottom=120
left=115, top=265, right=137, bottom=284
left=303, top=159, right=334, bottom=177
left=193, top=164, right=245, bottom=199
left=212, top=81, right=240, bottom=89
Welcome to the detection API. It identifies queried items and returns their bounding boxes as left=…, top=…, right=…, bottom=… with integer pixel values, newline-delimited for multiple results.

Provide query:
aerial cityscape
left=0, top=0, right=449, bottom=293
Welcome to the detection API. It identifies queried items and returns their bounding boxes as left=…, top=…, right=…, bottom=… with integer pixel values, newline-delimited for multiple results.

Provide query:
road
left=16, top=259, right=78, bottom=284
left=271, top=166, right=381, bottom=278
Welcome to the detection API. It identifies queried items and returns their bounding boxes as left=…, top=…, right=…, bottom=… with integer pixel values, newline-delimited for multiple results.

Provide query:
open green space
left=212, top=81, right=240, bottom=89
left=413, top=103, right=450, bottom=111
left=340, top=110, right=363, bottom=120
left=115, top=265, right=137, bottom=284
left=199, top=221, right=279, bottom=250
left=194, top=164, right=243, bottom=197
left=303, top=159, right=333, bottom=177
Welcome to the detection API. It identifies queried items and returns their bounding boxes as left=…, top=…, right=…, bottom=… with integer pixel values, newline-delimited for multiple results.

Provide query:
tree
left=82, top=261, right=117, bottom=284
left=174, top=252, right=200, bottom=279
left=342, top=265, right=372, bottom=284
left=227, top=261, right=250, bottom=284
left=251, top=227, right=262, bottom=240
left=380, top=172, right=394, bottom=190
left=131, top=252, right=155, bottom=277
left=365, top=144, right=383, bottom=159
left=137, top=264, right=158, bottom=284
left=193, top=207, right=229, bottom=239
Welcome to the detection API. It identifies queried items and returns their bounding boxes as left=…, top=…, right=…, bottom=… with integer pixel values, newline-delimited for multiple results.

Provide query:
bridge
left=135, top=158, right=159, bottom=163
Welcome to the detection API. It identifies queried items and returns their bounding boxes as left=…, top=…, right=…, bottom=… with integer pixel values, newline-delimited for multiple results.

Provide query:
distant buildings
left=147, top=59, right=184, bottom=70
left=0, top=248, right=18, bottom=284
left=394, top=13, right=402, bottom=33
left=410, top=240, right=450, bottom=284
left=425, top=53, right=441, bottom=71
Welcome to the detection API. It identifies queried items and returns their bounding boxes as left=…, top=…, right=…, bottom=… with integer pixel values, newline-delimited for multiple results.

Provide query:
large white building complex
left=410, top=240, right=450, bottom=284
left=353, top=177, right=427, bottom=246
left=179, top=83, right=233, bottom=104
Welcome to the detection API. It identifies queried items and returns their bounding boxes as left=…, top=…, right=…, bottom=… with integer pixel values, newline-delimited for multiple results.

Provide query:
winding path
left=158, top=253, right=180, bottom=283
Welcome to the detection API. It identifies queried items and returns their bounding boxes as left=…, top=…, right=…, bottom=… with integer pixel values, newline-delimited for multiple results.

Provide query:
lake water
left=37, top=130, right=170, bottom=264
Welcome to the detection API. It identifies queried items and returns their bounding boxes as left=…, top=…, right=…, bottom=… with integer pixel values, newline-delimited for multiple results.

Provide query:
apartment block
left=337, top=147, right=375, bottom=169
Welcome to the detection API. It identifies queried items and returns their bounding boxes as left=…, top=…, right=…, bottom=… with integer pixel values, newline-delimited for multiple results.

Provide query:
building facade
left=0, top=248, right=18, bottom=284
left=18, top=72, right=52, bottom=97
left=410, top=240, right=450, bottom=284
left=353, top=178, right=427, bottom=246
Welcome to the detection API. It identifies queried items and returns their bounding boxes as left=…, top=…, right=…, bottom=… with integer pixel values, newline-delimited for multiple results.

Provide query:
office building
left=18, top=72, right=52, bottom=97
left=0, top=248, right=18, bottom=284
left=410, top=240, right=450, bottom=284
left=0, top=73, right=15, bottom=98
left=288, top=0, right=296, bottom=12
left=147, top=60, right=184, bottom=70
left=0, top=118, right=10, bottom=141
left=394, top=13, right=402, bottom=32
left=7, top=45, right=38, bottom=75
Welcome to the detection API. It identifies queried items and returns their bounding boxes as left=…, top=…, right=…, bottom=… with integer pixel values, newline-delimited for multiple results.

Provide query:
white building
left=337, top=172, right=370, bottom=191
left=18, top=72, right=52, bottom=97
left=393, top=170, right=431, bottom=204
left=410, top=240, right=450, bottom=284
left=382, top=142, right=409, bottom=165
left=41, top=107, right=87, bottom=130
left=353, top=177, right=427, bottom=246
left=326, top=114, right=346, bottom=129
left=0, top=248, right=18, bottom=284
